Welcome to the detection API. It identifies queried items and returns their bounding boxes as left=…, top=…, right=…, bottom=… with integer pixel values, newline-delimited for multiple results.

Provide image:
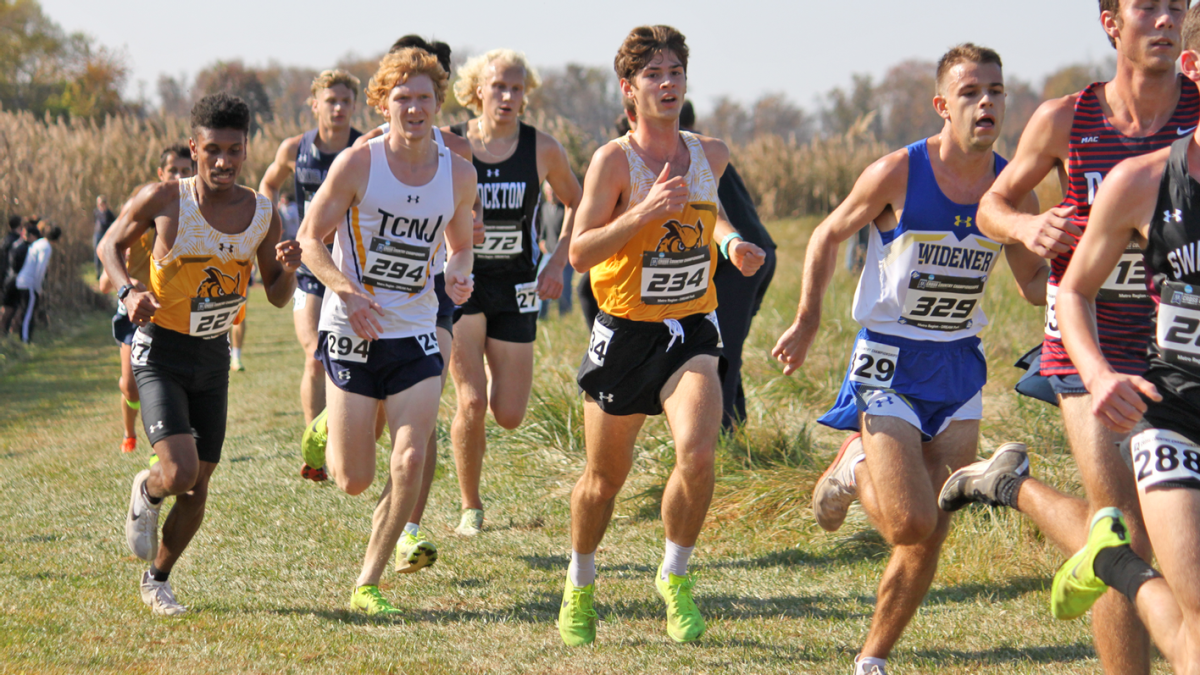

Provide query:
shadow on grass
left=912, top=642, right=1094, bottom=665
left=925, top=576, right=1047, bottom=605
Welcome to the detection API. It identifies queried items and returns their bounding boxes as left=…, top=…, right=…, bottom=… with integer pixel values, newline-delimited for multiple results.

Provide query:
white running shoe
left=455, top=508, right=484, bottom=537
left=813, top=433, right=865, bottom=532
left=126, top=470, right=161, bottom=561
left=140, top=570, right=186, bottom=616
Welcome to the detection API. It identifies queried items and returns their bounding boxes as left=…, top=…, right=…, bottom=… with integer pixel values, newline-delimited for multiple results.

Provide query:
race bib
left=1156, top=281, right=1200, bottom=373
left=899, top=272, right=984, bottom=332
left=415, top=331, right=440, bottom=356
left=475, top=220, right=522, bottom=260
left=1098, top=245, right=1149, bottom=303
left=292, top=287, right=307, bottom=312
left=326, top=332, right=370, bottom=363
left=849, top=339, right=899, bottom=388
left=1132, top=427, right=1200, bottom=490
left=363, top=237, right=431, bottom=293
left=1045, top=283, right=1061, bottom=339
left=705, top=311, right=723, bottom=349
left=514, top=281, right=540, bottom=313
left=130, top=328, right=152, bottom=367
left=189, top=295, right=245, bottom=338
left=587, top=321, right=615, bottom=367
left=640, top=248, right=711, bottom=305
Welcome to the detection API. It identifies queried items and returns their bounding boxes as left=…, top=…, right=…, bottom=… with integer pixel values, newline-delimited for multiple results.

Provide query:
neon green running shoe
left=557, top=577, right=597, bottom=646
left=394, top=530, right=438, bottom=573
left=350, top=585, right=402, bottom=616
left=655, top=564, right=705, bottom=643
left=300, top=409, right=329, bottom=482
left=1051, top=507, right=1129, bottom=620
left=454, top=508, right=484, bottom=536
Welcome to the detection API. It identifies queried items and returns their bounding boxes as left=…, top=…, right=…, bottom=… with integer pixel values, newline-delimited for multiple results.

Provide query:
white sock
left=662, top=539, right=694, bottom=579
left=231, top=347, right=242, bottom=360
left=404, top=522, right=419, bottom=536
left=568, top=550, right=596, bottom=587
left=855, top=655, right=887, bottom=675
left=850, top=453, right=866, bottom=487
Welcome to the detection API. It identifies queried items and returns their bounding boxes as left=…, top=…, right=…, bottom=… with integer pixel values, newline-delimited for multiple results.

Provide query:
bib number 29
left=849, top=339, right=899, bottom=388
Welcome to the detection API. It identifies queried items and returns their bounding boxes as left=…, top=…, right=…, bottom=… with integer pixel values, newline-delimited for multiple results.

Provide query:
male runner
left=100, top=93, right=299, bottom=616
left=557, top=25, right=765, bottom=646
left=297, top=47, right=476, bottom=615
left=259, top=69, right=362, bottom=423
left=99, top=144, right=195, bottom=453
left=446, top=48, right=583, bottom=536
left=944, top=3, right=1195, bottom=672
left=772, top=45, right=1045, bottom=675
left=1036, top=13, right=1200, bottom=673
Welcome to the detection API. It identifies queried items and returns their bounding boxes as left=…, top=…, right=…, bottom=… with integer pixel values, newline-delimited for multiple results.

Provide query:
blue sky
left=42, top=0, right=1118, bottom=112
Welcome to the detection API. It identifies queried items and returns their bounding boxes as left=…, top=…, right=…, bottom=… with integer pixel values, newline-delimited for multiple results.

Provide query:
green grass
left=0, top=218, right=1152, bottom=673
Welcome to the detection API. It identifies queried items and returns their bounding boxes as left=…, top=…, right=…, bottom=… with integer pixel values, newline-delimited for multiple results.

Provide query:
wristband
left=719, top=233, right=743, bottom=260
left=117, top=283, right=134, bottom=301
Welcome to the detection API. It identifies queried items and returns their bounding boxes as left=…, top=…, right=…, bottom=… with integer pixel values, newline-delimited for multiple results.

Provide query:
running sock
left=994, top=474, right=1028, bottom=509
left=141, top=481, right=163, bottom=506
left=124, top=399, right=140, bottom=411
left=231, top=347, right=242, bottom=360
left=662, top=539, right=694, bottom=579
left=404, top=522, right=420, bottom=536
left=569, top=550, right=596, bottom=587
left=148, top=564, right=170, bottom=583
left=854, top=655, right=887, bottom=675
left=1093, top=544, right=1161, bottom=604
left=849, top=453, right=866, bottom=488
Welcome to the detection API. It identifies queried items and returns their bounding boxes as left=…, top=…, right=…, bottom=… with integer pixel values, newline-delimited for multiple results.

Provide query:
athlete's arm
left=98, top=183, right=173, bottom=324
left=444, top=154, right=479, bottom=305
left=978, top=96, right=1081, bottom=256
left=296, top=145, right=384, bottom=340
left=255, top=203, right=299, bottom=308
left=439, top=127, right=485, bottom=245
left=535, top=130, right=583, bottom=301
left=95, top=184, right=147, bottom=293
left=1058, top=154, right=1162, bottom=432
left=258, top=135, right=301, bottom=206
left=569, top=143, right=687, bottom=272
left=772, top=150, right=908, bottom=376
left=1004, top=191, right=1050, bottom=305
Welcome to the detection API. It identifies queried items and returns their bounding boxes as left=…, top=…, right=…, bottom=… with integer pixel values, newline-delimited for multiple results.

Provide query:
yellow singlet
left=126, top=228, right=155, bottom=288
left=149, top=177, right=271, bottom=337
left=590, top=131, right=719, bottom=322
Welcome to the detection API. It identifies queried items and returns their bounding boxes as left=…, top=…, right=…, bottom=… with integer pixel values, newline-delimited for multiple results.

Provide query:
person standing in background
left=0, top=220, right=34, bottom=337
left=15, top=221, right=61, bottom=343
left=1, top=215, right=22, bottom=283
left=94, top=196, right=116, bottom=280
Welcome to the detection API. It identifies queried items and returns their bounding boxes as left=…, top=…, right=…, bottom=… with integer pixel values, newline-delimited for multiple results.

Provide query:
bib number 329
left=849, top=339, right=899, bottom=388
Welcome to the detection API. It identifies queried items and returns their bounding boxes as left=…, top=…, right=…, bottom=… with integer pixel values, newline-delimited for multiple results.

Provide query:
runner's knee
left=158, top=459, right=199, bottom=495
left=335, top=468, right=374, bottom=496
left=119, top=376, right=139, bottom=402
left=490, top=402, right=526, bottom=430
left=674, top=447, right=715, bottom=482
left=457, top=388, right=488, bottom=419
left=883, top=507, right=939, bottom=546
left=582, top=466, right=628, bottom=501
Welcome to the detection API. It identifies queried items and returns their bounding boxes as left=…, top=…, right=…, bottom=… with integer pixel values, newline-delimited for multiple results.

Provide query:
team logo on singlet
left=197, top=267, right=241, bottom=298
left=655, top=218, right=706, bottom=253
left=953, top=216, right=973, bottom=228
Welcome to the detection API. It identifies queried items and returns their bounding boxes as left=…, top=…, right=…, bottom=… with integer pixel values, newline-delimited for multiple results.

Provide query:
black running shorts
left=317, top=330, right=443, bottom=400
left=296, top=271, right=326, bottom=297
left=112, top=308, right=136, bottom=346
left=131, top=323, right=230, bottom=463
left=434, top=273, right=455, bottom=336
left=577, top=310, right=724, bottom=417
left=454, top=273, right=538, bottom=343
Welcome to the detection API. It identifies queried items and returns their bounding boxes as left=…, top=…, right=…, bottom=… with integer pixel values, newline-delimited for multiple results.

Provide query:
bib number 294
left=849, top=339, right=899, bottom=388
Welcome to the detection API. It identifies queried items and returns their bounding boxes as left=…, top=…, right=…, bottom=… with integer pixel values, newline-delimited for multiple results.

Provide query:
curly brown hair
left=613, top=25, right=688, bottom=83
left=366, top=48, right=448, bottom=109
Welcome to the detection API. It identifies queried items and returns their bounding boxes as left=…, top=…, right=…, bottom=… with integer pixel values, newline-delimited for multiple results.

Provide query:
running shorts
left=316, top=330, right=443, bottom=401
left=454, top=273, right=539, bottom=343
left=434, top=273, right=455, bottom=336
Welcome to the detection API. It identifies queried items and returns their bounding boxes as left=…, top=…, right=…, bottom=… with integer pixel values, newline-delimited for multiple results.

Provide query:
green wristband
left=719, top=233, right=743, bottom=259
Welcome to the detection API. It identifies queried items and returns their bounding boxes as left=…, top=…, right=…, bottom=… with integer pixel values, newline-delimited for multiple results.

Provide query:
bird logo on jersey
left=196, top=267, right=242, bottom=299
left=655, top=218, right=706, bottom=254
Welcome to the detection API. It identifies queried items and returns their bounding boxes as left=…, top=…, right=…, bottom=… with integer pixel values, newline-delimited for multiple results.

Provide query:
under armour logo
left=337, top=370, right=351, bottom=382
left=953, top=216, right=973, bottom=228
left=487, top=169, right=500, bottom=178
left=149, top=421, right=164, bottom=433
left=598, top=392, right=614, bottom=403
left=407, top=195, right=419, bottom=203
left=1166, top=209, right=1184, bottom=223
left=218, top=243, right=233, bottom=252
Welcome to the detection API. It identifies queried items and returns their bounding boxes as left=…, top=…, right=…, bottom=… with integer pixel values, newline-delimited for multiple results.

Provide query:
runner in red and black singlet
left=1041, top=80, right=1200, bottom=378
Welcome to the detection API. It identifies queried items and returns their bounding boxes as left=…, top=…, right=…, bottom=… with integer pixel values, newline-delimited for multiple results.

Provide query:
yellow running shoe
left=300, top=409, right=329, bottom=482
left=1051, top=507, right=1129, bottom=620
left=557, top=577, right=597, bottom=646
left=395, top=530, right=438, bottom=573
left=350, top=585, right=402, bottom=616
left=655, top=564, right=705, bottom=643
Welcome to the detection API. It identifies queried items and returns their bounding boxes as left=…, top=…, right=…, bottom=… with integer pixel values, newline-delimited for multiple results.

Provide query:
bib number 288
left=849, top=339, right=899, bottom=388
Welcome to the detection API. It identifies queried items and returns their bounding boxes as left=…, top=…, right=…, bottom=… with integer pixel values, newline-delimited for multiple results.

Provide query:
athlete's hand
left=730, top=240, right=766, bottom=277
left=275, top=239, right=302, bottom=273
left=342, top=290, right=385, bottom=341
left=640, top=163, right=688, bottom=221
left=1017, top=205, right=1081, bottom=259
left=537, top=259, right=565, bottom=300
left=1087, top=370, right=1162, bottom=434
left=473, top=211, right=485, bottom=246
left=124, top=282, right=160, bottom=326
left=446, top=272, right=474, bottom=305
left=771, top=319, right=819, bottom=376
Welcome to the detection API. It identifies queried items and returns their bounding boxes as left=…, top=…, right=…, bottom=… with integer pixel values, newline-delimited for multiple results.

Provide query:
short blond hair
left=309, top=69, right=361, bottom=102
left=366, top=48, right=449, bottom=109
left=453, top=49, right=541, bottom=114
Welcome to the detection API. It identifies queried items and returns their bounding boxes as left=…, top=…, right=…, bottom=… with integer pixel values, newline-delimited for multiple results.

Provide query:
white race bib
left=1133, top=427, right=1200, bottom=490
left=1044, top=283, right=1061, bottom=339
left=130, top=328, right=152, bottom=367
left=189, top=295, right=245, bottom=338
left=363, top=237, right=430, bottom=293
left=640, top=248, right=710, bottom=305
left=514, top=281, right=540, bottom=313
left=849, top=338, right=900, bottom=388
left=587, top=321, right=615, bottom=367
left=415, top=331, right=440, bottom=356
left=1156, top=281, right=1200, bottom=371
left=474, top=221, right=522, bottom=259
left=899, top=273, right=984, bottom=332
left=1098, top=246, right=1149, bottom=303
left=292, top=287, right=307, bottom=312
left=326, top=332, right=370, bottom=363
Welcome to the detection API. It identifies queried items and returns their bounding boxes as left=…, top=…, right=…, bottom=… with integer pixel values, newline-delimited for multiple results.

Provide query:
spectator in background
left=278, top=192, right=300, bottom=242
left=539, top=183, right=571, bottom=318
left=1, top=221, right=37, bottom=337
left=94, top=195, right=116, bottom=279
left=14, top=221, right=60, bottom=343
left=1, top=215, right=22, bottom=283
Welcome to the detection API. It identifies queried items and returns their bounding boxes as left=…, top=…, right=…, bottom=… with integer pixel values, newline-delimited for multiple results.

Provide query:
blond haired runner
left=260, top=69, right=362, bottom=431
left=558, top=25, right=765, bottom=646
left=296, top=48, right=477, bottom=616
left=445, top=48, right=583, bottom=536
